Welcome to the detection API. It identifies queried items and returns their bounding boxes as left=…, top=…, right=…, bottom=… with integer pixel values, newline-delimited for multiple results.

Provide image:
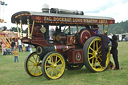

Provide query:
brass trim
left=31, top=20, right=35, bottom=38
left=77, top=24, right=79, bottom=33
left=16, top=21, right=20, bottom=38
left=27, top=19, right=31, bottom=39
left=54, top=45, right=57, bottom=52
left=20, top=20, right=23, bottom=39
left=107, top=24, right=110, bottom=31
left=103, top=24, right=105, bottom=33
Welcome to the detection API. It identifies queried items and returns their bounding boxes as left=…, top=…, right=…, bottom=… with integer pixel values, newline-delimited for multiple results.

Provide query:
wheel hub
left=34, top=62, right=37, bottom=66
left=51, top=63, right=57, bottom=68
left=93, top=51, right=98, bottom=57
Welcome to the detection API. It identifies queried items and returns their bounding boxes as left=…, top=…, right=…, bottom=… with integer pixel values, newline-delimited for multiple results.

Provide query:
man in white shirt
left=18, top=39, right=22, bottom=52
left=24, top=44, right=29, bottom=52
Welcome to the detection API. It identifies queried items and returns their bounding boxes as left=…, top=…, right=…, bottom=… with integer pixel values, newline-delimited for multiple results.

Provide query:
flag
left=2, top=1, right=5, bottom=5
left=0, top=1, right=2, bottom=5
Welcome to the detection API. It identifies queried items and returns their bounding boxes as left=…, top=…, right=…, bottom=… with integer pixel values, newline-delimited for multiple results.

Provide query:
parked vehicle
left=11, top=8, right=115, bottom=79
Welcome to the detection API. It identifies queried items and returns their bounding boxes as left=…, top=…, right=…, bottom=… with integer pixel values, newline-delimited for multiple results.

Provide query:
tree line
left=0, top=20, right=128, bottom=34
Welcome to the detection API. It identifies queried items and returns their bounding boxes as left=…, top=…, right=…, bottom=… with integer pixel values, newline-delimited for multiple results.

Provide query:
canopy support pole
left=30, top=20, right=35, bottom=38
left=27, top=19, right=31, bottom=39
left=15, top=21, right=20, bottom=38
left=20, top=20, right=23, bottom=39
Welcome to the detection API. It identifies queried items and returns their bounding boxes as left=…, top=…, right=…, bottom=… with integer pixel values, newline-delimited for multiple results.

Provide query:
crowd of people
left=1, top=39, right=33, bottom=62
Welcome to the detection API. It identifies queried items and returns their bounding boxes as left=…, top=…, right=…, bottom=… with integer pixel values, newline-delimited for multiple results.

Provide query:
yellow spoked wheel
left=24, top=52, right=42, bottom=77
left=83, top=36, right=110, bottom=72
left=42, top=51, right=65, bottom=80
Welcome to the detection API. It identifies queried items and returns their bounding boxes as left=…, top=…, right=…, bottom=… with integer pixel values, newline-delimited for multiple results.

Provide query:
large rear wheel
left=42, top=51, right=65, bottom=79
left=24, top=52, right=42, bottom=77
left=83, top=36, right=110, bottom=72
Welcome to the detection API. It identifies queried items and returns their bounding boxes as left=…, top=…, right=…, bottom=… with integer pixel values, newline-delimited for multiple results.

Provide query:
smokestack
left=41, top=3, right=49, bottom=13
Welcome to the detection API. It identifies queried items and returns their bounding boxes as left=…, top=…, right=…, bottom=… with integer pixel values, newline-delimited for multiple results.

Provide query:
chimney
left=41, top=3, right=49, bottom=13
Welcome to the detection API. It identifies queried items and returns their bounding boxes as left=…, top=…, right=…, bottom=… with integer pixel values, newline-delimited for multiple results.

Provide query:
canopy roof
left=11, top=11, right=115, bottom=25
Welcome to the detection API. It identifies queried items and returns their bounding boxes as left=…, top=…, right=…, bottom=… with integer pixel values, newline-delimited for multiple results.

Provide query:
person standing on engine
left=97, top=31, right=110, bottom=67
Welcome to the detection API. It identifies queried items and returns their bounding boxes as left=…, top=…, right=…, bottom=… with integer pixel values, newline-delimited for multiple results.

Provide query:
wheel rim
left=87, top=37, right=110, bottom=71
left=44, top=53, right=65, bottom=79
left=26, top=52, right=42, bottom=76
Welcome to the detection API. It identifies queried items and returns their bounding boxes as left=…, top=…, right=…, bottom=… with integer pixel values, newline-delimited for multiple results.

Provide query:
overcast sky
left=0, top=0, right=128, bottom=28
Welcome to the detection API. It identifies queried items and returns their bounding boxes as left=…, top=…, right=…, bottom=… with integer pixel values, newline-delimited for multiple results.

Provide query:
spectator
left=24, top=44, right=29, bottom=52
left=29, top=45, right=33, bottom=53
left=11, top=40, right=15, bottom=52
left=18, top=39, right=22, bottom=52
left=110, top=35, right=121, bottom=70
left=12, top=48, right=19, bottom=62
left=91, top=25, right=99, bottom=35
left=2, top=42, right=5, bottom=55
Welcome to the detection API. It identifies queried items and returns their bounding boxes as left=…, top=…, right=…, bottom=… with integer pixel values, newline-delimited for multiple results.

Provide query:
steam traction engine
left=11, top=8, right=115, bottom=80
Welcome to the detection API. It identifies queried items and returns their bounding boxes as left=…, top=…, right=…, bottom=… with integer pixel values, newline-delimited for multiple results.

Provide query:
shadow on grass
left=24, top=67, right=93, bottom=81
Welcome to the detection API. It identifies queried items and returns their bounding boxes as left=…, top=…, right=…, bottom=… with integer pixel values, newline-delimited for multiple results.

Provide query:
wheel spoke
left=92, top=58, right=94, bottom=65
left=89, top=55, right=94, bottom=60
left=56, top=59, right=61, bottom=64
left=28, top=64, right=34, bottom=67
left=55, top=69, right=58, bottom=76
left=29, top=59, right=34, bottom=63
left=35, top=55, right=38, bottom=62
left=96, top=41, right=98, bottom=50
left=55, top=55, right=57, bottom=62
left=97, top=55, right=102, bottom=61
left=30, top=65, right=35, bottom=72
left=97, top=46, right=101, bottom=51
left=48, top=59, right=52, bottom=64
left=51, top=69, right=54, bottom=76
left=47, top=68, right=53, bottom=73
left=57, top=64, right=62, bottom=67
left=46, top=64, right=51, bottom=68
left=36, top=66, right=41, bottom=74
left=89, top=52, right=93, bottom=55
left=94, top=59, right=97, bottom=67
left=97, top=60, right=102, bottom=67
left=55, top=67, right=61, bottom=72
left=32, top=56, right=36, bottom=62
left=34, top=67, right=37, bottom=74
left=94, top=57, right=99, bottom=67
left=51, top=56, right=53, bottom=63
left=89, top=47, right=95, bottom=52
left=93, top=41, right=95, bottom=50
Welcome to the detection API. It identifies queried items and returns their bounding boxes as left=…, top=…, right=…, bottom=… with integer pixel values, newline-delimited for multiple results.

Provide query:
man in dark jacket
left=110, top=35, right=120, bottom=70
left=11, top=40, right=15, bottom=52
left=97, top=31, right=110, bottom=67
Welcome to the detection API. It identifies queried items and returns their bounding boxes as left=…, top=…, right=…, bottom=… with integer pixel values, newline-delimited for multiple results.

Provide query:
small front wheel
left=42, top=51, right=65, bottom=80
left=24, top=52, right=42, bottom=77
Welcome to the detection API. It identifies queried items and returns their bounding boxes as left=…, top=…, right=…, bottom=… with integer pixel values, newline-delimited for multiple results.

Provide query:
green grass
left=0, top=42, right=128, bottom=85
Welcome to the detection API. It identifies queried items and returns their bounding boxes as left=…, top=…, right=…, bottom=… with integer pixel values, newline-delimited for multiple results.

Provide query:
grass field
left=0, top=42, right=128, bottom=85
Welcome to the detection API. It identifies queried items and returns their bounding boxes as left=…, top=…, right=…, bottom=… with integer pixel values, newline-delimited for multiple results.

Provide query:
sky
left=0, top=0, right=128, bottom=29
